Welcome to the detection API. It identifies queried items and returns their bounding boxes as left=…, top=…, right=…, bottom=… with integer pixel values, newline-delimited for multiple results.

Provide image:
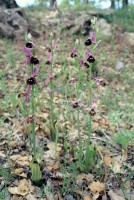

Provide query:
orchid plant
left=22, top=35, right=42, bottom=184
left=69, top=18, right=101, bottom=172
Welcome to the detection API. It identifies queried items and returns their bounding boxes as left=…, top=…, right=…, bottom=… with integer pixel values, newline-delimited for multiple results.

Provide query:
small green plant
left=21, top=33, right=42, bottom=184
left=113, top=129, right=134, bottom=149
left=61, top=162, right=77, bottom=194
left=0, top=184, right=10, bottom=200
left=0, top=166, right=15, bottom=182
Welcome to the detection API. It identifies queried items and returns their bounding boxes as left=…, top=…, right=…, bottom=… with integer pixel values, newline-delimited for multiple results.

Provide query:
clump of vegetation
left=103, top=5, right=134, bottom=32
left=113, top=130, right=134, bottom=149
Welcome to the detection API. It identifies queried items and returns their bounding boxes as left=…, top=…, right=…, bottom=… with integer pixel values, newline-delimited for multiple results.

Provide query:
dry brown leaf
left=84, top=195, right=92, bottom=200
left=89, top=181, right=105, bottom=194
left=47, top=142, right=62, bottom=152
left=8, top=179, right=30, bottom=196
left=108, top=190, right=125, bottom=200
left=104, top=154, right=112, bottom=167
left=10, top=154, right=30, bottom=166
left=112, top=161, right=122, bottom=174
left=92, top=193, right=99, bottom=200
left=76, top=173, right=94, bottom=183
left=12, top=168, right=24, bottom=175
left=17, top=179, right=30, bottom=196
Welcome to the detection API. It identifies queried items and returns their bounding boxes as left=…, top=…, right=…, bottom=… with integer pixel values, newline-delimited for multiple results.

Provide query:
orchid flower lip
left=87, top=55, right=95, bottom=63
left=26, top=42, right=34, bottom=49
left=84, top=62, right=90, bottom=68
left=71, top=47, right=77, bottom=58
left=30, top=56, right=39, bottom=65
left=46, top=60, right=51, bottom=65
left=85, top=39, right=92, bottom=46
left=21, top=114, right=35, bottom=124
left=27, top=77, right=37, bottom=85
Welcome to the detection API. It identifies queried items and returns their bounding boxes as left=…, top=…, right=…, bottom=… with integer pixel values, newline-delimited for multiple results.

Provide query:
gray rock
left=97, top=18, right=112, bottom=37
left=0, top=8, right=28, bottom=39
left=115, top=61, right=125, bottom=70
left=64, top=194, right=75, bottom=200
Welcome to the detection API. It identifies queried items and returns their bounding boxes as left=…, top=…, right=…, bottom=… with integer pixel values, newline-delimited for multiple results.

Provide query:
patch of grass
left=103, top=5, right=134, bottom=32
left=112, top=130, right=134, bottom=149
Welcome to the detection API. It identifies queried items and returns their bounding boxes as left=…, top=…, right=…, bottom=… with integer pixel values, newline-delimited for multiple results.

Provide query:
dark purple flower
left=85, top=39, right=92, bottom=46
left=85, top=32, right=96, bottom=46
left=71, top=48, right=77, bottom=58
left=93, top=77, right=106, bottom=87
left=84, top=62, right=89, bottom=68
left=87, top=55, right=95, bottom=63
left=80, top=49, right=91, bottom=67
left=30, top=56, right=39, bottom=65
left=25, top=68, right=38, bottom=104
left=46, top=53, right=51, bottom=65
left=72, top=98, right=84, bottom=109
left=21, top=114, right=36, bottom=124
left=25, top=42, right=34, bottom=50
left=27, top=77, right=37, bottom=85
left=87, top=100, right=97, bottom=116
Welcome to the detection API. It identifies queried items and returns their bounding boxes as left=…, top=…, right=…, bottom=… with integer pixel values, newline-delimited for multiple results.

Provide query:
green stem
left=50, top=35, right=55, bottom=140
left=88, top=63, right=93, bottom=141
left=77, top=66, right=82, bottom=160
left=31, top=65, right=36, bottom=162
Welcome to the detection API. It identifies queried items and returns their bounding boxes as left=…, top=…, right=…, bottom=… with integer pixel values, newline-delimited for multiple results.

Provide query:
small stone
left=64, top=194, right=75, bottom=200
left=115, top=61, right=124, bottom=70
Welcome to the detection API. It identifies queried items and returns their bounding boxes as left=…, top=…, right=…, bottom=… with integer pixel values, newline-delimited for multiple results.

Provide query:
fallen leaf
left=108, top=190, right=125, bottom=200
left=112, top=161, right=122, bottom=174
left=92, top=193, right=99, bottom=200
left=104, top=154, right=112, bottom=167
left=84, top=195, right=92, bottom=200
left=10, top=154, right=30, bottom=166
left=76, top=173, right=94, bottom=184
left=8, top=179, right=30, bottom=196
left=89, top=181, right=105, bottom=193
left=12, top=168, right=24, bottom=175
